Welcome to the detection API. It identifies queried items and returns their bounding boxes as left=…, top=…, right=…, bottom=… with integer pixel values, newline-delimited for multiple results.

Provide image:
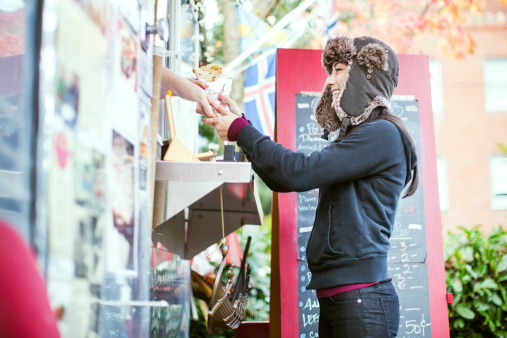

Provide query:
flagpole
left=224, top=0, right=318, bottom=74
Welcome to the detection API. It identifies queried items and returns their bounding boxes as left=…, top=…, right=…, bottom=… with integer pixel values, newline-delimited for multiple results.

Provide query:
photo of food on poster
left=55, top=65, right=80, bottom=128
left=55, top=0, right=108, bottom=137
left=73, top=148, right=106, bottom=285
left=107, top=129, right=138, bottom=273
left=119, top=23, right=137, bottom=93
left=48, top=127, right=77, bottom=258
left=111, top=16, right=139, bottom=134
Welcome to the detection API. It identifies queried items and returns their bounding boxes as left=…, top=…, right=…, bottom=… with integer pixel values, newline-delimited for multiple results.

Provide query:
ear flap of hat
left=315, top=85, right=341, bottom=132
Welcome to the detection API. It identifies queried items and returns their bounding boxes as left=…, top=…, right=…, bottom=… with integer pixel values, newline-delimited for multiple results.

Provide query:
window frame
left=490, top=154, right=507, bottom=210
left=483, top=58, right=507, bottom=113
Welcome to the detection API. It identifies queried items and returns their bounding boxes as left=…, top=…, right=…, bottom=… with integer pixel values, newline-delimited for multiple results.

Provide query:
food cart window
left=166, top=0, right=200, bottom=74
left=162, top=0, right=201, bottom=151
left=0, top=2, right=37, bottom=240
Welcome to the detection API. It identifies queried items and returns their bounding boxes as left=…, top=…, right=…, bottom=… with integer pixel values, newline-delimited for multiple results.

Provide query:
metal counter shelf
left=152, top=161, right=263, bottom=259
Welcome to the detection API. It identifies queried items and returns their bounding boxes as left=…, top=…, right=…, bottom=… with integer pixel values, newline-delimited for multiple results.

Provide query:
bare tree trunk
left=219, top=0, right=244, bottom=110
left=254, top=0, right=279, bottom=20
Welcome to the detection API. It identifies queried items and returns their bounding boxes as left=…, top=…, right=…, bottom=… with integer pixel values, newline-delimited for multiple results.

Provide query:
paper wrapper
left=203, top=76, right=232, bottom=116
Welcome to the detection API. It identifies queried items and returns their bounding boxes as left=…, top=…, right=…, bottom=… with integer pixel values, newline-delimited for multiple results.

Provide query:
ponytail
left=339, top=107, right=419, bottom=198
left=377, top=109, right=418, bottom=198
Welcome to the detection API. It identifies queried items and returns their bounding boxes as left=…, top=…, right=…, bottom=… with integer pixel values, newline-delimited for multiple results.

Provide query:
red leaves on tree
left=324, top=0, right=505, bottom=59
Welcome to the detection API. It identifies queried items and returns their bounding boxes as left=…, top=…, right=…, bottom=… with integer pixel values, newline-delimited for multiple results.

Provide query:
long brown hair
left=340, top=106, right=419, bottom=198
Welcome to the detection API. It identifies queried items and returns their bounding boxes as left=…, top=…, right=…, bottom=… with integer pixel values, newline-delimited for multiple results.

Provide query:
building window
left=429, top=60, right=444, bottom=116
left=490, top=155, right=507, bottom=210
left=437, top=156, right=449, bottom=211
left=484, top=58, right=507, bottom=112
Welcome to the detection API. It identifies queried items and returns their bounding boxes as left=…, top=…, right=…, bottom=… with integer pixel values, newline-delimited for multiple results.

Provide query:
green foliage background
left=444, top=226, right=507, bottom=337
left=189, top=216, right=273, bottom=337
left=444, top=144, right=507, bottom=337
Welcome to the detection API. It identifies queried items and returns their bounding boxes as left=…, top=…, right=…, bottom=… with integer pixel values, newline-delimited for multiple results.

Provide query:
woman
left=204, top=35, right=418, bottom=338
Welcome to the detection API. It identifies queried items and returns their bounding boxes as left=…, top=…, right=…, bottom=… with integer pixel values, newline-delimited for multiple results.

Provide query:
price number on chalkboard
left=404, top=313, right=428, bottom=336
left=392, top=264, right=416, bottom=290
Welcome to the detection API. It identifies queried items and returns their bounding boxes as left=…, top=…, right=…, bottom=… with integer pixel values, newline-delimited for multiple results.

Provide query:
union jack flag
left=244, top=50, right=276, bottom=139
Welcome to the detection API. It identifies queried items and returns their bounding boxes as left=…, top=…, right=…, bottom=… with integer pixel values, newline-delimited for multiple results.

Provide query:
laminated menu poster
left=40, top=0, right=157, bottom=337
left=45, top=2, right=110, bottom=336
left=108, top=129, right=137, bottom=273
left=294, top=93, right=431, bottom=338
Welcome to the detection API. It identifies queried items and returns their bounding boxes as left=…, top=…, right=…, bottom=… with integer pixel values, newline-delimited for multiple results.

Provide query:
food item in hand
left=192, top=63, right=223, bottom=82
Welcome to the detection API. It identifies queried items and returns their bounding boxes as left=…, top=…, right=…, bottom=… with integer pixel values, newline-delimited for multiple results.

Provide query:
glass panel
left=484, top=58, right=507, bottom=112
left=429, top=60, right=444, bottom=116
left=490, top=155, right=507, bottom=210
left=180, top=1, right=198, bottom=73
left=0, top=2, right=34, bottom=240
left=436, top=156, right=449, bottom=211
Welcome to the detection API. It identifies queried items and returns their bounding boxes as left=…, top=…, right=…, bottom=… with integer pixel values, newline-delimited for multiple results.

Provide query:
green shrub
left=189, top=218, right=272, bottom=337
left=444, top=226, right=507, bottom=337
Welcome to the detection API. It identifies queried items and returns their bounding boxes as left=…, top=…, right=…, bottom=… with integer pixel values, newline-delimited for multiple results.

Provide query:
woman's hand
left=202, top=99, right=239, bottom=141
left=217, top=93, right=242, bottom=117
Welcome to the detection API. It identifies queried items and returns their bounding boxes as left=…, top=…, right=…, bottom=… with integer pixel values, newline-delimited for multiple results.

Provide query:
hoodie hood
left=315, top=36, right=399, bottom=141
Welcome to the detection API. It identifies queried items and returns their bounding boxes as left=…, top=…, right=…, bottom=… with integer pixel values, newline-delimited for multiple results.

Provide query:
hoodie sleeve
left=243, top=152, right=292, bottom=192
left=237, top=120, right=405, bottom=192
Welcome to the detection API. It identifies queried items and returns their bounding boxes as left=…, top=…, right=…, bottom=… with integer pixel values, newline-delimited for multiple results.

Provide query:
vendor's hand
left=196, top=91, right=216, bottom=118
left=189, top=78, right=238, bottom=118
left=186, top=78, right=216, bottom=118
left=187, top=77, right=209, bottom=90
left=202, top=99, right=238, bottom=141
left=160, top=68, right=216, bottom=117
left=217, top=93, right=242, bottom=117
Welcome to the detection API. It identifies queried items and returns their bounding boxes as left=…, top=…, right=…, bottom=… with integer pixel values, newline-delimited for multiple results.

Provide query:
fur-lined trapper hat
left=315, top=36, right=399, bottom=141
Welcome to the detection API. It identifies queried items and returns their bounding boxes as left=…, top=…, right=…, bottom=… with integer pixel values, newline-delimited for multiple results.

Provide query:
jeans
left=317, top=280, right=400, bottom=338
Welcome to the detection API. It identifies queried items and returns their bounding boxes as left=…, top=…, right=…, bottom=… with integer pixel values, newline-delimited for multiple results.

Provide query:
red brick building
left=416, top=1, right=507, bottom=233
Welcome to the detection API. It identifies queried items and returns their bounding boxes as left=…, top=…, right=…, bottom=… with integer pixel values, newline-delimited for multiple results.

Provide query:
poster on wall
left=107, top=129, right=138, bottom=274
left=47, top=119, right=108, bottom=337
left=42, top=0, right=156, bottom=335
left=44, top=0, right=110, bottom=336
left=74, top=149, right=106, bottom=285
left=110, top=16, right=139, bottom=134
left=102, top=10, right=141, bottom=276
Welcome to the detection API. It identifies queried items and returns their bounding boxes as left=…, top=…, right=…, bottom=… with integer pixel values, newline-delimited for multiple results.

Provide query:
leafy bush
left=444, top=226, right=507, bottom=337
left=237, top=217, right=272, bottom=321
left=189, top=217, right=272, bottom=337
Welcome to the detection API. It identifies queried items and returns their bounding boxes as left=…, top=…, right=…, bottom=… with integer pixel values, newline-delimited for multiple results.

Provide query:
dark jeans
left=317, top=280, right=400, bottom=338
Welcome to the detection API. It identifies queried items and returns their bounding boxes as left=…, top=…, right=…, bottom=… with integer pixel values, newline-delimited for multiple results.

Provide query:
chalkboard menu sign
left=294, top=93, right=431, bottom=338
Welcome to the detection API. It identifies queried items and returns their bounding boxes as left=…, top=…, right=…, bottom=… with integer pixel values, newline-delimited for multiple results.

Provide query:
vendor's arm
left=160, top=67, right=215, bottom=117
